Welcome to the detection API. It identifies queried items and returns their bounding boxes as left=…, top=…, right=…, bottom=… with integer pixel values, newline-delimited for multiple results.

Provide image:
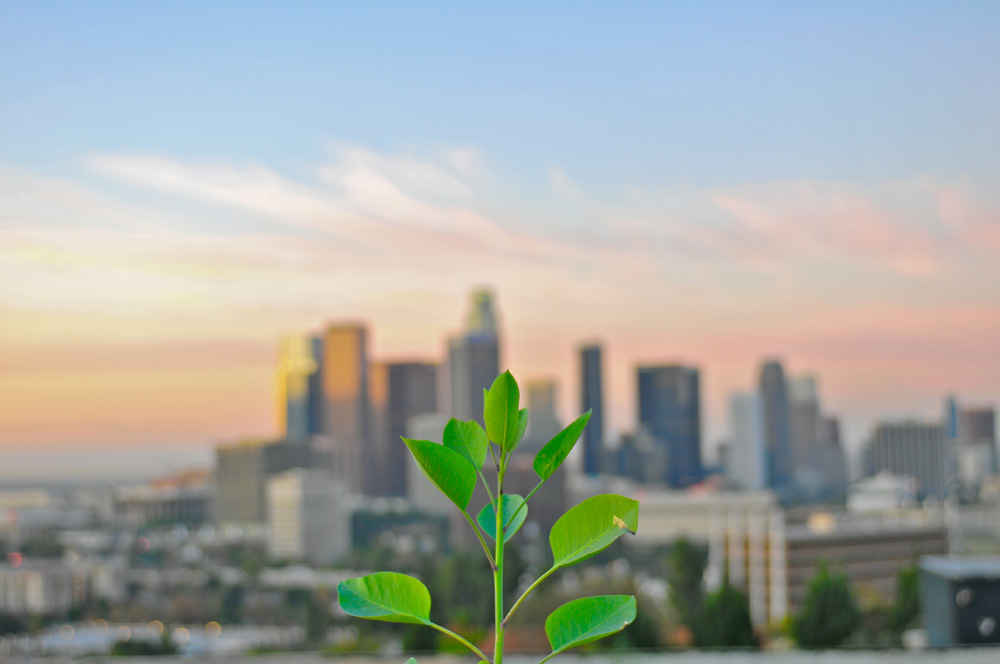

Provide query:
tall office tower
left=726, top=391, right=767, bottom=490
left=817, top=415, right=841, bottom=449
left=369, top=362, right=438, bottom=497
left=276, top=334, right=320, bottom=440
left=321, top=324, right=371, bottom=494
left=306, top=336, right=324, bottom=435
left=813, top=415, right=849, bottom=494
left=788, top=375, right=819, bottom=473
left=447, top=288, right=500, bottom=424
left=579, top=344, right=605, bottom=476
left=267, top=469, right=351, bottom=566
left=637, top=365, right=703, bottom=488
left=861, top=421, right=946, bottom=498
left=759, top=360, right=792, bottom=489
left=522, top=380, right=560, bottom=453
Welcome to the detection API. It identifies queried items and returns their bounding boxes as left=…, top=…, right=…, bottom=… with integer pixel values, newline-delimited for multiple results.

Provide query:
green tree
left=666, top=537, right=706, bottom=626
left=693, top=576, right=757, bottom=649
left=793, top=562, right=861, bottom=649
left=888, top=565, right=921, bottom=636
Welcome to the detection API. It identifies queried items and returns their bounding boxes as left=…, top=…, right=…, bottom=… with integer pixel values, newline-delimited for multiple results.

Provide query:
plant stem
left=494, top=482, right=505, bottom=663
left=503, top=566, right=556, bottom=627
left=426, top=622, right=492, bottom=663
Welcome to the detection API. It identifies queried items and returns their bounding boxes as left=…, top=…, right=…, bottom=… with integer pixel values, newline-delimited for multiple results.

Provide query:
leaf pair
left=488, top=370, right=595, bottom=481
left=339, top=573, right=635, bottom=658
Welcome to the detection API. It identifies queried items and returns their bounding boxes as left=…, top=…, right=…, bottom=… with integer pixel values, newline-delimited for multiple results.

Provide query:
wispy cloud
left=2, top=145, right=999, bottom=450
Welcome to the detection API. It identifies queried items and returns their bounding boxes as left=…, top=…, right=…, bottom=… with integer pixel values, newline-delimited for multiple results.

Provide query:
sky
left=2, top=1, right=999, bottom=480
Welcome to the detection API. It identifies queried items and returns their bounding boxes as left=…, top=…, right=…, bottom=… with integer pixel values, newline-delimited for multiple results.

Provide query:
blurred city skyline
left=2, top=2, right=999, bottom=479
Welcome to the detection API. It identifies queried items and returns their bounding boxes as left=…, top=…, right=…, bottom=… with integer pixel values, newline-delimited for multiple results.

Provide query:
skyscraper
left=579, top=344, right=605, bottom=476
left=321, top=323, right=371, bottom=494
left=759, top=360, right=792, bottom=489
left=306, top=335, right=324, bottom=436
left=726, top=391, right=766, bottom=490
left=788, top=375, right=819, bottom=473
left=275, top=334, right=320, bottom=440
left=522, top=379, right=560, bottom=453
left=810, top=414, right=849, bottom=496
left=637, top=365, right=703, bottom=488
left=369, top=361, right=438, bottom=497
left=447, top=288, right=500, bottom=424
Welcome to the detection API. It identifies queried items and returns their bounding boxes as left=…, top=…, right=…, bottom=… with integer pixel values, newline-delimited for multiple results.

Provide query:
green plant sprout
left=338, top=370, right=639, bottom=664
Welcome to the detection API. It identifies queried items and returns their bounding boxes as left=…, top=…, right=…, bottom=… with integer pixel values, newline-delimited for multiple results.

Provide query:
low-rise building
left=0, top=561, right=75, bottom=615
left=267, top=469, right=351, bottom=565
left=113, top=484, right=211, bottom=527
left=214, top=439, right=314, bottom=525
left=593, top=485, right=948, bottom=627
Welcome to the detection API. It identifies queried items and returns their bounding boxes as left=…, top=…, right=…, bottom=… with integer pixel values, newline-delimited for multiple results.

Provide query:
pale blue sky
left=3, top=1, right=999, bottom=188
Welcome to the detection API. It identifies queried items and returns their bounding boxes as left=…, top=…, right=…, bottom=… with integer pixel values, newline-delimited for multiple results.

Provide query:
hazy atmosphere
left=3, top=2, right=998, bottom=479
left=3, top=3, right=1000, bottom=662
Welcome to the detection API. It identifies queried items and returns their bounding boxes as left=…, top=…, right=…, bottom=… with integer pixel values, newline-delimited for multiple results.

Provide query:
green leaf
left=533, top=410, right=592, bottom=481
left=405, top=659, right=417, bottom=664
left=549, top=494, right=639, bottom=568
left=545, top=595, right=636, bottom=655
left=403, top=438, right=477, bottom=511
left=484, top=371, right=520, bottom=451
left=477, top=493, right=527, bottom=543
left=337, top=572, right=431, bottom=624
left=443, top=418, right=489, bottom=470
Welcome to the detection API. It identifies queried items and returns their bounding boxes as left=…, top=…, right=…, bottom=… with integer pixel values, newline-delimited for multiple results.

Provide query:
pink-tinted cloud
left=2, top=148, right=999, bottom=461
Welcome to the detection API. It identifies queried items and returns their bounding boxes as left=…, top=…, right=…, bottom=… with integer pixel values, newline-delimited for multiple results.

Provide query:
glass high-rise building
left=275, top=334, right=319, bottom=440
left=369, top=361, right=438, bottom=497
left=759, top=360, right=792, bottom=489
left=788, top=375, right=819, bottom=473
left=306, top=335, right=324, bottom=435
left=579, top=344, right=605, bottom=476
left=447, top=288, right=500, bottom=425
left=321, top=323, right=371, bottom=494
left=637, top=365, right=703, bottom=488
